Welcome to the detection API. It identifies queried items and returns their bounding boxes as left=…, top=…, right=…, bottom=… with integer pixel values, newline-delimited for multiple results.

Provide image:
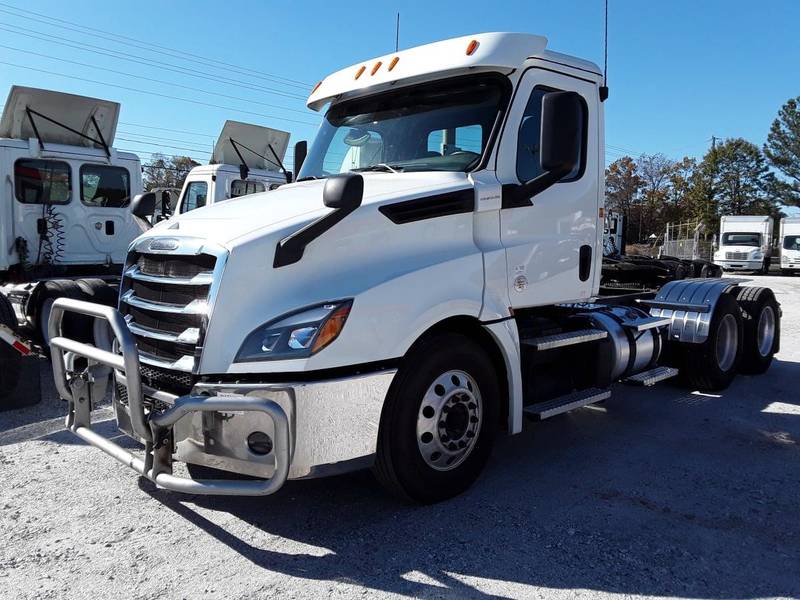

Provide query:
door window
left=516, top=86, right=586, bottom=183
left=14, top=159, right=71, bottom=204
left=231, top=179, right=267, bottom=198
left=180, top=181, right=209, bottom=213
left=80, top=165, right=131, bottom=208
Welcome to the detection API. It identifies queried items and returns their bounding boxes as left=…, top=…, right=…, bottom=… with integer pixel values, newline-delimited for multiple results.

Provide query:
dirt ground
left=1, top=275, right=798, bottom=599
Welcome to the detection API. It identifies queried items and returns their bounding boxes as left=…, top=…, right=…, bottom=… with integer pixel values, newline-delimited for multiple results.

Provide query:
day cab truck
left=173, top=121, right=290, bottom=216
left=49, top=33, right=781, bottom=503
left=713, top=215, right=773, bottom=274
left=0, top=86, right=148, bottom=407
left=779, top=216, right=800, bottom=275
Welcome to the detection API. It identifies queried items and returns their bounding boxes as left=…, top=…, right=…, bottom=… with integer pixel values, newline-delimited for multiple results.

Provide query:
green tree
left=704, top=138, right=780, bottom=218
left=764, top=96, right=800, bottom=207
left=605, top=156, right=642, bottom=242
left=637, top=153, right=675, bottom=240
left=142, top=154, right=199, bottom=192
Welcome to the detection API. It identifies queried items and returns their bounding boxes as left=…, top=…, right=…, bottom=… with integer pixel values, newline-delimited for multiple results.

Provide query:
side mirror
left=294, top=140, right=308, bottom=179
left=131, top=192, right=156, bottom=219
left=239, top=164, right=249, bottom=181
left=515, top=91, right=584, bottom=202
left=323, top=173, right=363, bottom=210
left=160, top=191, right=172, bottom=218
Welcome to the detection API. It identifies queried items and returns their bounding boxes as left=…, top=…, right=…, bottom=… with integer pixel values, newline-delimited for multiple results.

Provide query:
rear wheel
left=373, top=332, right=499, bottom=503
left=736, top=286, right=779, bottom=375
left=680, top=293, right=742, bottom=391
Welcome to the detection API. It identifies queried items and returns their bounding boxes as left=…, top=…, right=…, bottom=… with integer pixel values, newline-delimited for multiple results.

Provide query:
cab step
left=623, top=366, right=679, bottom=386
left=522, top=329, right=607, bottom=351
left=524, top=387, right=611, bottom=420
left=620, top=315, right=672, bottom=332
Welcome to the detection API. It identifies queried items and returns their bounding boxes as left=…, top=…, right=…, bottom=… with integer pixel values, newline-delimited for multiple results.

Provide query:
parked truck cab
left=713, top=215, right=773, bottom=273
left=0, top=87, right=147, bottom=407
left=49, top=33, right=781, bottom=503
left=779, top=216, right=800, bottom=275
left=174, top=121, right=290, bottom=215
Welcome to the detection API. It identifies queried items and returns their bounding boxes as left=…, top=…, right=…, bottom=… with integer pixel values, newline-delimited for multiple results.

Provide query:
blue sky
left=1, top=0, right=798, bottom=185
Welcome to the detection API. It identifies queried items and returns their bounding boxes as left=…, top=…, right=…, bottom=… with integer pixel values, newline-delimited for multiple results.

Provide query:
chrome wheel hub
left=416, top=370, right=482, bottom=471
left=756, top=306, right=776, bottom=357
left=715, top=313, right=738, bottom=372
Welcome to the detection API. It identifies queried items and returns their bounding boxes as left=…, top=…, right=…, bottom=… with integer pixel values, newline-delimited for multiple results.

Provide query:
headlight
left=783, top=255, right=790, bottom=263
left=751, top=250, right=763, bottom=259
left=235, top=300, right=352, bottom=362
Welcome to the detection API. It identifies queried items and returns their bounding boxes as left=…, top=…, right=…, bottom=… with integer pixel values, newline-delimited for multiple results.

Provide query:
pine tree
left=764, top=96, right=800, bottom=208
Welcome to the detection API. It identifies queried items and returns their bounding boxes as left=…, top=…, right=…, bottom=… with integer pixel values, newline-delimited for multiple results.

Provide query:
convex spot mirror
left=131, top=192, right=156, bottom=219
left=323, top=173, right=363, bottom=211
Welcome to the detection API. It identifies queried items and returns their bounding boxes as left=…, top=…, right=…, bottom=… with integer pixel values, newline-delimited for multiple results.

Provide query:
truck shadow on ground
left=135, top=357, right=800, bottom=599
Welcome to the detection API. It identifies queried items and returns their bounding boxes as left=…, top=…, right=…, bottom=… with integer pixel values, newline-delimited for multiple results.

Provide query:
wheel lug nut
left=466, top=431, right=475, bottom=438
left=470, top=416, right=478, bottom=424
left=441, top=434, right=449, bottom=442
left=468, top=402, right=477, bottom=409
left=458, top=441, right=466, bottom=449
left=448, top=442, right=458, bottom=451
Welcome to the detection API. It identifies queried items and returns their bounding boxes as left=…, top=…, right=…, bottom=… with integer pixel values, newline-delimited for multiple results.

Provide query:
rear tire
left=735, top=286, right=779, bottom=375
left=680, top=293, right=742, bottom=391
left=373, top=332, right=499, bottom=504
left=0, top=292, right=22, bottom=403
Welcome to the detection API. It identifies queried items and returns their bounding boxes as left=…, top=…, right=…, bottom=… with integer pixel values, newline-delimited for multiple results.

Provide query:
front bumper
left=714, top=259, right=763, bottom=271
left=49, top=298, right=395, bottom=496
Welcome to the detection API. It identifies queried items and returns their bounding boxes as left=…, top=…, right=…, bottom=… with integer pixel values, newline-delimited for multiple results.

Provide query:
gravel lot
left=1, top=275, right=798, bottom=599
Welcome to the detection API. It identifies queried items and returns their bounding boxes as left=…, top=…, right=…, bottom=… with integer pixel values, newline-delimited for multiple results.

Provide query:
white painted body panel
left=0, top=138, right=144, bottom=271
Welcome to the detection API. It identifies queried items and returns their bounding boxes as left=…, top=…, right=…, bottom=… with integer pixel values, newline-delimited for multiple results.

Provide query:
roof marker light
left=355, top=66, right=366, bottom=80
left=371, top=61, right=383, bottom=75
left=311, top=81, right=322, bottom=94
left=388, top=56, right=400, bottom=71
left=466, top=39, right=479, bottom=55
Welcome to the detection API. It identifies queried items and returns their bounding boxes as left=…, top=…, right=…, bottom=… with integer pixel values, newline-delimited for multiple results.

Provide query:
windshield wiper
left=352, top=163, right=404, bottom=173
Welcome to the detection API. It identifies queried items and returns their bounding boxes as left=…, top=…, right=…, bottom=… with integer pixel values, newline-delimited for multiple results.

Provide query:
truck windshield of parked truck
left=784, top=235, right=800, bottom=250
left=298, top=75, right=507, bottom=179
left=722, top=232, right=761, bottom=246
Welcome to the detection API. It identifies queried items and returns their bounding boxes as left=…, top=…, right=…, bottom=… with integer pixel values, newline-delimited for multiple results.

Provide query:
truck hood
left=146, top=171, right=472, bottom=247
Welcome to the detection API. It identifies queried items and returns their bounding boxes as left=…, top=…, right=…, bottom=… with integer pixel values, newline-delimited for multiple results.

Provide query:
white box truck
left=779, top=216, right=800, bottom=275
left=713, top=215, right=773, bottom=273
left=0, top=86, right=153, bottom=407
left=48, top=33, right=782, bottom=503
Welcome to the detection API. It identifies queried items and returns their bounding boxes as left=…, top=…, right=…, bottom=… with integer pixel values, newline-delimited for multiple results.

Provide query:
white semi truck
left=713, top=215, right=773, bottom=273
left=0, top=86, right=153, bottom=407
left=172, top=121, right=291, bottom=216
left=48, top=33, right=781, bottom=503
left=779, top=216, right=800, bottom=275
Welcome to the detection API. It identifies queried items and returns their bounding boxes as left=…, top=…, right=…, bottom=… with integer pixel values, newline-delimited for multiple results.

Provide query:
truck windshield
left=298, top=75, right=507, bottom=179
left=784, top=235, right=800, bottom=250
left=722, top=232, right=761, bottom=246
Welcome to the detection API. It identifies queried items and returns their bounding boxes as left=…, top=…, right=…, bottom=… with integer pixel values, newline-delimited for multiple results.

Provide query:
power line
left=119, top=122, right=217, bottom=139
left=0, top=22, right=309, bottom=101
left=0, top=2, right=312, bottom=89
left=0, top=43, right=314, bottom=117
left=0, top=60, right=321, bottom=127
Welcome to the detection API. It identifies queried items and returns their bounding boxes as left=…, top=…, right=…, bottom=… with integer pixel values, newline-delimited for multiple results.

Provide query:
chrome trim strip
left=121, top=289, right=208, bottom=315
left=124, top=265, right=213, bottom=286
left=139, top=351, right=195, bottom=373
left=125, top=318, right=200, bottom=345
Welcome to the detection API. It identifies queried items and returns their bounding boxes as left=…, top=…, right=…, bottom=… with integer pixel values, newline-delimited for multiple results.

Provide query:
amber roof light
left=355, top=66, right=366, bottom=80
left=466, top=39, right=479, bottom=55
left=388, top=56, right=400, bottom=71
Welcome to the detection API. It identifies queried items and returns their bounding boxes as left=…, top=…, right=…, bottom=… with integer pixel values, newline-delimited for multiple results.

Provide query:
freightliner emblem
left=147, top=238, right=180, bottom=252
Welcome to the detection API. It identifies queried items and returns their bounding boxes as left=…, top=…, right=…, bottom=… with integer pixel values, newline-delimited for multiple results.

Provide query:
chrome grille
left=725, top=251, right=749, bottom=260
left=119, top=238, right=227, bottom=375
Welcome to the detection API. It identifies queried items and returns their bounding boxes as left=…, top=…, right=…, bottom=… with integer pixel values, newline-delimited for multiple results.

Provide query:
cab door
left=495, top=66, right=601, bottom=308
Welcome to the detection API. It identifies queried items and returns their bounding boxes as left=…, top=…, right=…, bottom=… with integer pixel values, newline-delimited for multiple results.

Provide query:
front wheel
left=373, top=332, right=499, bottom=503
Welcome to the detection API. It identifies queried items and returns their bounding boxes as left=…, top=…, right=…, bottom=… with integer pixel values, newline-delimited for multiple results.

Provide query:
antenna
left=599, top=0, right=609, bottom=101
left=395, top=13, right=400, bottom=52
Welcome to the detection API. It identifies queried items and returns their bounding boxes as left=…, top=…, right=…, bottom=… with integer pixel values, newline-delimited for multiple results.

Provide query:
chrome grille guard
left=48, top=297, right=290, bottom=496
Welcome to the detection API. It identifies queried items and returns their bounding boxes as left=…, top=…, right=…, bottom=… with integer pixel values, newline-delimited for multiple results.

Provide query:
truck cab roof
left=307, top=32, right=602, bottom=111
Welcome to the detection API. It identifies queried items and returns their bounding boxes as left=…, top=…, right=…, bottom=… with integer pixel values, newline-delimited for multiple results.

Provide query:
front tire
left=373, top=332, right=499, bottom=504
